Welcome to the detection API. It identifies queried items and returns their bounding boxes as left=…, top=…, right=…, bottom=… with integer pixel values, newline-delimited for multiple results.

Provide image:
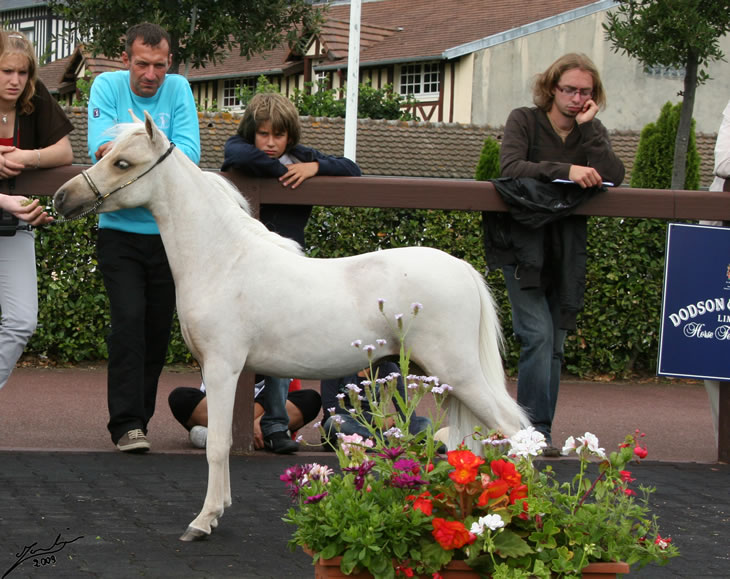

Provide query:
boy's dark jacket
left=483, top=177, right=604, bottom=330
left=221, top=135, right=361, bottom=177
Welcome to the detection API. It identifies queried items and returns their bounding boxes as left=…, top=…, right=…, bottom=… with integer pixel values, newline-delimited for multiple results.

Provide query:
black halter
left=79, top=141, right=176, bottom=213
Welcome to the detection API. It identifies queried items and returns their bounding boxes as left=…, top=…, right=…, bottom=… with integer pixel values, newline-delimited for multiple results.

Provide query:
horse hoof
left=179, top=526, right=209, bottom=542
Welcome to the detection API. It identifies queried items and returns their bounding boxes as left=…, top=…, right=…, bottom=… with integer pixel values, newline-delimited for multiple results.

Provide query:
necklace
left=547, top=113, right=573, bottom=141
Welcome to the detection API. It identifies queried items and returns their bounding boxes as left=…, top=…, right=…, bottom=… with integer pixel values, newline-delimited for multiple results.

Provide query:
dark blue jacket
left=221, top=135, right=361, bottom=177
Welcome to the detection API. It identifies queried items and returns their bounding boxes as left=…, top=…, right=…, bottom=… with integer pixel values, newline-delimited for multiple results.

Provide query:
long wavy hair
left=0, top=30, right=38, bottom=115
left=532, top=53, right=606, bottom=112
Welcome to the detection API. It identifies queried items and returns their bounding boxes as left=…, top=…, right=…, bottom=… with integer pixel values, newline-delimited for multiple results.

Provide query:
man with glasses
left=491, top=53, right=624, bottom=455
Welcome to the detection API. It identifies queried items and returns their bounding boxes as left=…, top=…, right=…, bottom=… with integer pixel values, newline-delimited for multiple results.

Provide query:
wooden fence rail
left=4, top=166, right=729, bottom=461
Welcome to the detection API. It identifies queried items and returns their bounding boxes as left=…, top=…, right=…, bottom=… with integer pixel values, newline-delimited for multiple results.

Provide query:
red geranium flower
left=476, top=478, right=509, bottom=506
left=431, top=517, right=477, bottom=550
left=620, top=470, right=636, bottom=483
left=407, top=491, right=435, bottom=515
left=447, top=450, right=484, bottom=485
left=490, top=459, right=522, bottom=488
left=509, top=483, right=528, bottom=505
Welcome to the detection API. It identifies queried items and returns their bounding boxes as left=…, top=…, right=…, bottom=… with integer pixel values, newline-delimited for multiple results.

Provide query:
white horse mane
left=104, top=122, right=147, bottom=143
left=202, top=171, right=304, bottom=256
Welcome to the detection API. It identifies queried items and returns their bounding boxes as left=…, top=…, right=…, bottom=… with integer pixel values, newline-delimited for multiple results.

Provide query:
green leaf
left=493, top=530, right=534, bottom=558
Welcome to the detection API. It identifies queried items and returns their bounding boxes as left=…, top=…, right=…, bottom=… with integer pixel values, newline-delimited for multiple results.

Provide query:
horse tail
left=448, top=265, right=529, bottom=452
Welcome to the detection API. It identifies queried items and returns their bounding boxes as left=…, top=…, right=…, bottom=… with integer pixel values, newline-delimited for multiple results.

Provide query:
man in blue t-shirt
left=87, top=22, right=201, bottom=453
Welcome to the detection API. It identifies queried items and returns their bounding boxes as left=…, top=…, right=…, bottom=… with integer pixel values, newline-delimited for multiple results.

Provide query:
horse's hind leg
left=180, top=362, right=239, bottom=541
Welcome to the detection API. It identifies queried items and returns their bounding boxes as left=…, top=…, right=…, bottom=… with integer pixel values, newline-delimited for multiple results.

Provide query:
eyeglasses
left=556, top=85, right=593, bottom=99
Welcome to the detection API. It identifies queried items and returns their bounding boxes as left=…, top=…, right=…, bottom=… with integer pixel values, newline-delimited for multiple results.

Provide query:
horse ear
left=143, top=111, right=158, bottom=141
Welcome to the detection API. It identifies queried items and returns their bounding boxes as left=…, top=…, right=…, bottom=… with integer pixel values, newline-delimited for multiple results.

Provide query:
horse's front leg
left=180, top=362, right=240, bottom=541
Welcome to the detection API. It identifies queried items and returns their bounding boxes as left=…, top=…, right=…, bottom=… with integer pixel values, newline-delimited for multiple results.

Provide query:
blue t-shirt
left=87, top=71, right=201, bottom=234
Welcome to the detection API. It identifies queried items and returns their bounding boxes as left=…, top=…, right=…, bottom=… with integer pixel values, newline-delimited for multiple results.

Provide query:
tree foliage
left=473, top=137, right=501, bottom=181
left=47, top=0, right=324, bottom=74
left=631, top=101, right=700, bottom=190
left=603, top=0, right=730, bottom=190
left=238, top=75, right=417, bottom=121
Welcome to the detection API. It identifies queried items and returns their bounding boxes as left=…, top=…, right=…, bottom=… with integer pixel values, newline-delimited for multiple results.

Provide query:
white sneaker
left=189, top=425, right=208, bottom=449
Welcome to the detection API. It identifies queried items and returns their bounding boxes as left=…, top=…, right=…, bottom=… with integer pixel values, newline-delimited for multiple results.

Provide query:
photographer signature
left=3, top=532, right=83, bottom=578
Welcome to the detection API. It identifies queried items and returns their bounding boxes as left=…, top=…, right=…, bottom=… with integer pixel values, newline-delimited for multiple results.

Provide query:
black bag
left=0, top=208, right=19, bottom=236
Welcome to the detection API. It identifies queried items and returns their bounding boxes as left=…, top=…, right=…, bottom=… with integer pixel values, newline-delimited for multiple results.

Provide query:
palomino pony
left=54, top=113, right=528, bottom=541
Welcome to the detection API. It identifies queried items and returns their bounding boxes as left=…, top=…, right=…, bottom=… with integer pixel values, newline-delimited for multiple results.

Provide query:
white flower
left=363, top=344, right=376, bottom=355
left=351, top=340, right=362, bottom=348
left=577, top=432, right=606, bottom=458
left=336, top=393, right=346, bottom=399
left=345, top=383, right=362, bottom=393
left=377, top=298, right=386, bottom=311
left=384, top=427, right=403, bottom=439
left=331, top=415, right=345, bottom=425
left=508, top=426, right=547, bottom=457
left=376, top=339, right=387, bottom=347
left=470, top=514, right=505, bottom=535
left=411, top=302, right=423, bottom=314
left=313, top=421, right=321, bottom=429
left=327, top=407, right=336, bottom=414
left=296, top=435, right=304, bottom=443
left=562, top=436, right=577, bottom=456
left=308, top=463, right=333, bottom=481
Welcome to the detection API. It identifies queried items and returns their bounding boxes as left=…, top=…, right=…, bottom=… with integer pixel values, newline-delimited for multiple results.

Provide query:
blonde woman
left=0, top=30, right=73, bottom=389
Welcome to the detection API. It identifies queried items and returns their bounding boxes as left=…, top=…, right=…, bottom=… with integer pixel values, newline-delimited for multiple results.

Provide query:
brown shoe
left=116, top=429, right=150, bottom=453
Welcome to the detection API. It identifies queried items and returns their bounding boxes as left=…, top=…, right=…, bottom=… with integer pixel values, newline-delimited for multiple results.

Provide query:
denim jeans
left=258, top=376, right=292, bottom=437
left=503, top=265, right=566, bottom=443
left=0, top=229, right=37, bottom=390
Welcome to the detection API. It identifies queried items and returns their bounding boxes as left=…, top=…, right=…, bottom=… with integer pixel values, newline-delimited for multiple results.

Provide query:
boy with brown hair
left=222, top=92, right=361, bottom=245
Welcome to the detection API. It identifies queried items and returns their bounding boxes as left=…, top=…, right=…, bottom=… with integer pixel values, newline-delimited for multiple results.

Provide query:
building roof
left=0, top=1, right=47, bottom=10
left=181, top=0, right=606, bottom=80
left=319, top=0, right=603, bottom=69
left=62, top=107, right=716, bottom=188
left=37, top=54, right=71, bottom=93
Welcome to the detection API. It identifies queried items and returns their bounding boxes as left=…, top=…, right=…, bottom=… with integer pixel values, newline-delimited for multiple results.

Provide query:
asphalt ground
left=0, top=365, right=728, bottom=578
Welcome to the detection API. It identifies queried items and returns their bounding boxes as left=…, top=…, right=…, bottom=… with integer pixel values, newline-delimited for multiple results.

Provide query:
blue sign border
left=658, top=223, right=730, bottom=380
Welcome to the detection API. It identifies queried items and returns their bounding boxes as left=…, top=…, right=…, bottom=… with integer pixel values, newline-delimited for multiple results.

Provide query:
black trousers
left=97, top=229, right=176, bottom=444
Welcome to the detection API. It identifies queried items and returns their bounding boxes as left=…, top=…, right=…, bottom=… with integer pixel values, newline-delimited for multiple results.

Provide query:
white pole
left=344, top=0, right=361, bottom=161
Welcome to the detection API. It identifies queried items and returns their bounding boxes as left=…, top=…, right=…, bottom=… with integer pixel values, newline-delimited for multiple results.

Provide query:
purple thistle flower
left=344, top=460, right=376, bottom=491
left=304, top=492, right=328, bottom=504
left=390, top=472, right=427, bottom=489
left=393, top=458, right=420, bottom=473
left=377, top=446, right=405, bottom=460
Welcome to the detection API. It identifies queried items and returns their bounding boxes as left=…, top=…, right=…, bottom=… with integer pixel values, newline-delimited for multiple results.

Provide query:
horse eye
left=114, top=159, right=130, bottom=169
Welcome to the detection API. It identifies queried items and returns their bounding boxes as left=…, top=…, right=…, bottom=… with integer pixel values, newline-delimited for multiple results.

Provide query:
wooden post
left=718, top=383, right=730, bottom=463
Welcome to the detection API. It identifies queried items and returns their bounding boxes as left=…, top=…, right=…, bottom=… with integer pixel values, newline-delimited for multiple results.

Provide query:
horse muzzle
left=53, top=175, right=98, bottom=219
